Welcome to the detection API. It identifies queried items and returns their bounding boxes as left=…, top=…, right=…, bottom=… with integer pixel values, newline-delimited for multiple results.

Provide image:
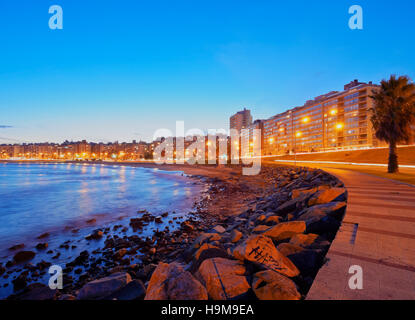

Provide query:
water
left=0, top=162, right=202, bottom=297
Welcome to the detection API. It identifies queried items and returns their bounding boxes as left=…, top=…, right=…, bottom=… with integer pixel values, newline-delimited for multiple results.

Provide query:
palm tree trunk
left=388, top=141, right=399, bottom=173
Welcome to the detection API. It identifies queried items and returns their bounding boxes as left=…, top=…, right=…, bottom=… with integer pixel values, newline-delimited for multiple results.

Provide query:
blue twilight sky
left=0, top=0, right=414, bottom=143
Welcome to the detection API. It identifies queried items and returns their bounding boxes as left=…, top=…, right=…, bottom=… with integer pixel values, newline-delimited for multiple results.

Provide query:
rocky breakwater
left=141, top=166, right=348, bottom=300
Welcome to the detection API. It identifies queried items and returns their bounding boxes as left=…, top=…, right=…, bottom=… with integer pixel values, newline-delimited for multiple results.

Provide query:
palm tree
left=370, top=75, right=415, bottom=173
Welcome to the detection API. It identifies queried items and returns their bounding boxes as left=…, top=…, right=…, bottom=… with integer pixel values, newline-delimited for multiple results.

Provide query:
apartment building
left=230, top=108, right=253, bottom=133
left=240, top=119, right=264, bottom=157
left=263, top=80, right=384, bottom=155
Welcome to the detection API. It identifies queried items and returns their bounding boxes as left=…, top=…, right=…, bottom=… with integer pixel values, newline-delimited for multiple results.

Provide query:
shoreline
left=1, top=162, right=261, bottom=299
left=1, top=162, right=348, bottom=300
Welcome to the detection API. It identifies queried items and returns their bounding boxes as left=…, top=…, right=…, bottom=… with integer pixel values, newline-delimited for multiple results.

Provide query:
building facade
left=263, top=80, right=386, bottom=155
left=230, top=108, right=253, bottom=133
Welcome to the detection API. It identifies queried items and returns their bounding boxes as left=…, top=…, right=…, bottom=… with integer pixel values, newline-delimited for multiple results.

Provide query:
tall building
left=230, top=108, right=253, bottom=133
left=263, top=80, right=386, bottom=155
left=240, top=119, right=264, bottom=157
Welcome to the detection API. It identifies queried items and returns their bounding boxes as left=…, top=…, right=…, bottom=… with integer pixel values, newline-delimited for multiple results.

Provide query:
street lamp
left=294, top=131, right=302, bottom=166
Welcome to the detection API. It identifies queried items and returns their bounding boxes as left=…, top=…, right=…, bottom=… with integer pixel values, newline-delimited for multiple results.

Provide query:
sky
left=0, top=0, right=414, bottom=143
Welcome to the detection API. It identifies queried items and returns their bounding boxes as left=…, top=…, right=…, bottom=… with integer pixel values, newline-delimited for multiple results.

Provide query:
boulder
left=9, top=244, right=25, bottom=251
left=105, top=279, right=146, bottom=300
left=274, top=197, right=303, bottom=215
left=297, top=202, right=346, bottom=233
left=12, top=273, right=28, bottom=291
left=277, top=243, right=305, bottom=257
left=13, top=251, right=35, bottom=263
left=37, top=232, right=50, bottom=239
left=289, top=233, right=319, bottom=247
left=85, top=230, right=103, bottom=240
left=230, top=229, right=242, bottom=243
left=36, top=243, right=48, bottom=250
left=194, top=243, right=219, bottom=260
left=286, top=249, right=323, bottom=276
left=198, top=258, right=250, bottom=300
left=113, top=248, right=127, bottom=260
left=252, top=225, right=270, bottom=233
left=308, top=188, right=347, bottom=206
left=77, top=272, right=132, bottom=300
left=265, top=215, right=282, bottom=225
left=252, top=270, right=301, bottom=300
left=191, top=246, right=230, bottom=273
left=261, top=221, right=306, bottom=241
left=212, top=225, right=226, bottom=234
left=145, top=262, right=207, bottom=300
left=291, top=187, right=318, bottom=200
left=18, top=283, right=57, bottom=300
left=257, top=214, right=267, bottom=222
left=193, top=233, right=222, bottom=249
left=233, top=235, right=299, bottom=278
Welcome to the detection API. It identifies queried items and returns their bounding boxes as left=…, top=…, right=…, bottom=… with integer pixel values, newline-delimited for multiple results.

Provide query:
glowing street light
left=296, top=131, right=302, bottom=138
left=330, top=109, right=337, bottom=116
left=268, top=138, right=274, bottom=144
left=302, top=117, right=310, bottom=124
left=335, top=123, right=344, bottom=130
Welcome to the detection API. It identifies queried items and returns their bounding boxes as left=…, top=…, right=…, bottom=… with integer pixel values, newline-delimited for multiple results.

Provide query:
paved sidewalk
left=306, top=168, right=415, bottom=300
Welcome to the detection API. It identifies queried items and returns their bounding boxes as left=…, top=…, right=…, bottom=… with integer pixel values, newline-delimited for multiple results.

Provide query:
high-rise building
left=230, top=108, right=253, bottom=133
left=240, top=119, right=264, bottom=157
left=263, top=80, right=387, bottom=155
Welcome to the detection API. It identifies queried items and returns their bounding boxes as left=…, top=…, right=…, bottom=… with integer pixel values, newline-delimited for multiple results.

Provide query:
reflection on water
left=0, top=163, right=200, bottom=254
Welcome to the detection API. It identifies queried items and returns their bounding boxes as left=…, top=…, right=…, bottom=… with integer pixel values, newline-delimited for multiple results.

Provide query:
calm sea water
left=0, top=162, right=201, bottom=257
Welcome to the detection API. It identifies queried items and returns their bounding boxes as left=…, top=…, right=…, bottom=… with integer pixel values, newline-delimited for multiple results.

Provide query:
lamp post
left=294, top=131, right=302, bottom=166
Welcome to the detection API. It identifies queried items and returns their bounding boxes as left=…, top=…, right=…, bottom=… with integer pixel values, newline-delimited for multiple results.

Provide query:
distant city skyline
left=1, top=0, right=415, bottom=143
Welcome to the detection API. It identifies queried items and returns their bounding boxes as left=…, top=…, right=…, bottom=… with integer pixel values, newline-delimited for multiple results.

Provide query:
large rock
left=308, top=188, right=347, bottom=206
left=252, top=225, right=271, bottom=233
left=297, top=202, right=346, bottom=233
left=193, top=233, right=222, bottom=249
left=289, top=233, right=319, bottom=247
left=105, top=279, right=146, bottom=300
left=18, top=283, right=57, bottom=300
left=262, top=221, right=306, bottom=241
left=190, top=245, right=230, bottom=273
left=145, top=262, right=207, bottom=300
left=265, top=215, right=282, bottom=225
left=286, top=249, right=323, bottom=276
left=277, top=243, right=305, bottom=256
left=233, top=235, right=299, bottom=278
left=77, top=272, right=132, bottom=300
left=230, top=229, right=242, bottom=243
left=274, top=196, right=304, bottom=215
left=212, top=225, right=226, bottom=234
left=291, top=187, right=318, bottom=200
left=252, top=270, right=301, bottom=300
left=194, top=243, right=219, bottom=260
left=13, top=251, right=35, bottom=263
left=198, top=258, right=250, bottom=300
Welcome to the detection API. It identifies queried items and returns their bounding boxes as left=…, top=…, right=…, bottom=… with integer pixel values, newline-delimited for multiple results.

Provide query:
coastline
left=0, top=161, right=262, bottom=299
left=0, top=161, right=348, bottom=300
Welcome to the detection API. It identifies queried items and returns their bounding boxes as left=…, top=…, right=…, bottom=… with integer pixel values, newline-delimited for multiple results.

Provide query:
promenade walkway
left=306, top=168, right=415, bottom=299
